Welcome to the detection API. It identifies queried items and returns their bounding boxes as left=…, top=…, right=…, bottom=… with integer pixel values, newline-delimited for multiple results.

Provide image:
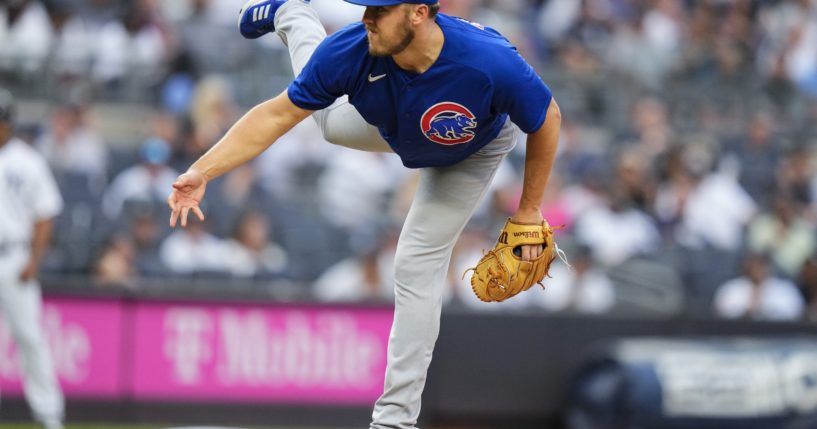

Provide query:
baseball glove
left=466, top=218, right=558, bottom=303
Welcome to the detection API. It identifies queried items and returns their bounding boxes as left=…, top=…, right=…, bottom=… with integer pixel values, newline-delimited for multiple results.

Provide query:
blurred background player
left=0, top=88, right=65, bottom=429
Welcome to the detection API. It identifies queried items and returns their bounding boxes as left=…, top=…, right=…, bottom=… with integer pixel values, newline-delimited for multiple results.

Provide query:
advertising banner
left=569, top=338, right=817, bottom=429
left=1, top=298, right=392, bottom=405
left=132, top=302, right=392, bottom=404
left=0, top=297, right=125, bottom=397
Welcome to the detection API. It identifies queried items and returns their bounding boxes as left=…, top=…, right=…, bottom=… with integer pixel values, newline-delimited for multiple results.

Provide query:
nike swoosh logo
left=368, top=73, right=387, bottom=83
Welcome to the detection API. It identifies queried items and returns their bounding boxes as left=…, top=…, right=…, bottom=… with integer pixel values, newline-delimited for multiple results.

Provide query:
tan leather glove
left=467, top=218, right=557, bottom=302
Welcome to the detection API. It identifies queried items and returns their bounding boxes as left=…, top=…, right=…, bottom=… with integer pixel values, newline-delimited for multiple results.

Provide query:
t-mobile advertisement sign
left=132, top=302, right=391, bottom=404
left=1, top=298, right=392, bottom=405
left=0, top=298, right=125, bottom=397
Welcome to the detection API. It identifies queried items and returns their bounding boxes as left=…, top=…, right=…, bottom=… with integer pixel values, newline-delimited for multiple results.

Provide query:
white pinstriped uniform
left=0, top=137, right=64, bottom=428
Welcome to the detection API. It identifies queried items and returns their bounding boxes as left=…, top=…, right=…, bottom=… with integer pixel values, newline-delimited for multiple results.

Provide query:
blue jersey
left=288, top=13, right=553, bottom=168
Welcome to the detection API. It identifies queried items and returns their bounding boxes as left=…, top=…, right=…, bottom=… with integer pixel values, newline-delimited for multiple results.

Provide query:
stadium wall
left=1, top=287, right=816, bottom=428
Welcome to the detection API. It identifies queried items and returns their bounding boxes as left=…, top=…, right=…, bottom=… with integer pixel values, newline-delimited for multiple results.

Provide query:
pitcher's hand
left=168, top=170, right=207, bottom=227
left=510, top=208, right=545, bottom=261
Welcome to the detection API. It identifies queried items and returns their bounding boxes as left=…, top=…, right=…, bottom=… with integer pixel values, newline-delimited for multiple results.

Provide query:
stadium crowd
left=3, top=0, right=817, bottom=320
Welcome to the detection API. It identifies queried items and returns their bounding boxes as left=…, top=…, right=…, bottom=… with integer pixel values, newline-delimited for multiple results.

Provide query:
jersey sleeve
left=490, top=48, right=553, bottom=134
left=287, top=36, right=350, bottom=111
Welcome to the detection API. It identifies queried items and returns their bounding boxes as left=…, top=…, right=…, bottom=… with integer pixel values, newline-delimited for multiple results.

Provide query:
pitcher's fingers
left=521, top=245, right=532, bottom=261
left=193, top=206, right=205, bottom=221
left=167, top=194, right=177, bottom=211
left=180, top=206, right=191, bottom=227
left=169, top=209, right=179, bottom=228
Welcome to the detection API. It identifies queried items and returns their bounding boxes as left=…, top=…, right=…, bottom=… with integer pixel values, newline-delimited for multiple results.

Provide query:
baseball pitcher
left=168, top=1, right=561, bottom=428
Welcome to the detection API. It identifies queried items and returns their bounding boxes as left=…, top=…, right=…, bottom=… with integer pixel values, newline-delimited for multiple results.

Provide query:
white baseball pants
left=0, top=250, right=64, bottom=426
left=275, top=3, right=517, bottom=428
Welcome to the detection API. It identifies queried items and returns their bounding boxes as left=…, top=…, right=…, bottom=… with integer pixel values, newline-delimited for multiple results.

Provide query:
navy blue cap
left=344, top=0, right=437, bottom=6
left=0, top=88, right=14, bottom=123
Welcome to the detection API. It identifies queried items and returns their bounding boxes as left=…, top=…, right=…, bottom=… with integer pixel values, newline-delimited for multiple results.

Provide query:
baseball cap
left=0, top=88, right=15, bottom=124
left=343, top=0, right=437, bottom=6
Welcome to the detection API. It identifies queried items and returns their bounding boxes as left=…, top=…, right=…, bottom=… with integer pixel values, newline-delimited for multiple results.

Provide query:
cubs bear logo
left=421, top=102, right=477, bottom=145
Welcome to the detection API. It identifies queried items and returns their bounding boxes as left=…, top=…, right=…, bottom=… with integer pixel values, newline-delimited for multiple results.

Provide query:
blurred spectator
left=313, top=227, right=396, bottom=303
left=799, top=253, right=817, bottom=322
left=653, top=145, right=695, bottom=238
left=777, top=145, right=815, bottom=211
left=618, top=96, right=672, bottom=158
left=722, top=112, right=781, bottom=207
left=128, top=209, right=166, bottom=277
left=561, top=159, right=608, bottom=221
left=222, top=210, right=288, bottom=278
left=656, top=143, right=756, bottom=251
left=688, top=1, right=756, bottom=92
left=318, top=150, right=406, bottom=233
left=536, top=0, right=581, bottom=46
left=714, top=253, right=804, bottom=321
left=613, top=147, right=654, bottom=212
left=160, top=51, right=198, bottom=115
left=205, top=163, right=277, bottom=238
left=756, top=0, right=817, bottom=97
left=36, top=101, right=108, bottom=187
left=170, top=119, right=214, bottom=173
left=148, top=111, right=182, bottom=160
left=174, top=0, right=250, bottom=74
left=528, top=244, right=615, bottom=314
left=164, top=76, right=237, bottom=171
left=746, top=192, right=815, bottom=278
left=554, top=119, right=606, bottom=184
left=682, top=168, right=756, bottom=251
left=46, top=2, right=92, bottom=81
left=254, top=118, right=340, bottom=200
left=678, top=2, right=717, bottom=82
left=158, top=219, right=227, bottom=275
left=606, top=12, right=671, bottom=89
left=643, top=1, right=684, bottom=57
left=92, top=0, right=169, bottom=86
left=190, top=74, right=238, bottom=137
left=0, top=0, right=53, bottom=74
left=100, top=137, right=178, bottom=219
left=93, top=235, right=136, bottom=287
left=574, top=185, right=660, bottom=267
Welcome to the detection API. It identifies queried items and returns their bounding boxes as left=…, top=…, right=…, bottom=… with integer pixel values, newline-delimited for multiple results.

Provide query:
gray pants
left=276, top=3, right=517, bottom=428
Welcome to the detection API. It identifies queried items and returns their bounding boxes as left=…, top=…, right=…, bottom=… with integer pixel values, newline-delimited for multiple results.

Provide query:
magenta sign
left=1, top=297, right=392, bottom=405
left=0, top=297, right=125, bottom=397
left=132, top=302, right=392, bottom=404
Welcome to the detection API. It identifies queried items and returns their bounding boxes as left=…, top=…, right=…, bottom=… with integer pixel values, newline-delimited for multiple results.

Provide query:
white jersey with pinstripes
left=0, top=138, right=62, bottom=247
